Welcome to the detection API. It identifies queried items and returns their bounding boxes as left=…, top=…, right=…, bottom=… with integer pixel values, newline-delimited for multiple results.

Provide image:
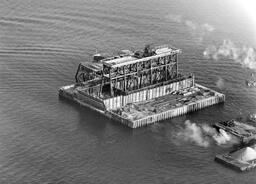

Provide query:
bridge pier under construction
left=59, top=44, right=225, bottom=128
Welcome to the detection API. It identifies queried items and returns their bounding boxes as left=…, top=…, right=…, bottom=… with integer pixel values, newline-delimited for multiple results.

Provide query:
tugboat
left=213, top=119, right=256, bottom=144
left=246, top=80, right=256, bottom=87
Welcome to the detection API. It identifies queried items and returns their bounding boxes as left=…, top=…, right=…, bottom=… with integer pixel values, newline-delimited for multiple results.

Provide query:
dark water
left=1, top=0, right=256, bottom=183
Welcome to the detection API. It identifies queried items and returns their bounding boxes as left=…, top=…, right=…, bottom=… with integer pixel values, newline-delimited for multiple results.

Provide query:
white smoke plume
left=165, top=14, right=182, bottom=23
left=166, top=14, right=215, bottom=41
left=214, top=129, right=231, bottom=145
left=201, top=23, right=215, bottom=32
left=201, top=124, right=232, bottom=145
left=203, top=39, right=256, bottom=70
left=184, top=21, right=215, bottom=33
left=176, top=120, right=210, bottom=147
left=215, top=77, right=225, bottom=90
left=176, top=120, right=236, bottom=147
left=184, top=20, right=197, bottom=30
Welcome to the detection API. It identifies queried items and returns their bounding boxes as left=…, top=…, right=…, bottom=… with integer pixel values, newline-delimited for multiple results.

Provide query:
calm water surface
left=1, top=0, right=256, bottom=183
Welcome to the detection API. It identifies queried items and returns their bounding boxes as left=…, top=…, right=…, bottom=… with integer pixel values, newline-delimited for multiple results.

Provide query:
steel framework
left=102, top=51, right=179, bottom=96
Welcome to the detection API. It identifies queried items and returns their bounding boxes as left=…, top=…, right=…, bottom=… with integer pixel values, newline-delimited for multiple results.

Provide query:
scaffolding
left=102, top=45, right=181, bottom=96
left=74, top=45, right=182, bottom=97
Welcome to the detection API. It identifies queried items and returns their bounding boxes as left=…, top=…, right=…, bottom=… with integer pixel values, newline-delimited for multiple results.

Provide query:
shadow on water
left=58, top=96, right=133, bottom=136
left=58, top=94, right=227, bottom=134
left=179, top=102, right=226, bottom=124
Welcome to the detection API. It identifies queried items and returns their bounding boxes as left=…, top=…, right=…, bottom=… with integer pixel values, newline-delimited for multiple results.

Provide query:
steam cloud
left=215, top=77, right=225, bottom=90
left=166, top=14, right=215, bottom=41
left=176, top=120, right=236, bottom=147
left=176, top=120, right=209, bottom=147
left=165, top=14, right=182, bottom=23
left=203, top=39, right=256, bottom=70
left=184, top=20, right=215, bottom=33
left=201, top=23, right=215, bottom=32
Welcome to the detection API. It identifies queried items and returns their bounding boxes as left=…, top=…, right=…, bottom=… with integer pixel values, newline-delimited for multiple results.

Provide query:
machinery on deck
left=213, top=119, right=256, bottom=144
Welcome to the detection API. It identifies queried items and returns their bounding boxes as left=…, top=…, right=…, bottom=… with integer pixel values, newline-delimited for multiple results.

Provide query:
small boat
left=246, top=73, right=256, bottom=87
left=246, top=80, right=256, bottom=87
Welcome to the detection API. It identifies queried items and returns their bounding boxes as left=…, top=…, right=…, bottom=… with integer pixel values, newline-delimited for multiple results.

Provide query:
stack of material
left=231, top=147, right=256, bottom=162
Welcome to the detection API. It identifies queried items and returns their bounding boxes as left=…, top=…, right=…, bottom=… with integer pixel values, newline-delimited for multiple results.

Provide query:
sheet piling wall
left=75, top=90, right=106, bottom=111
left=103, top=77, right=193, bottom=110
left=130, top=93, right=225, bottom=128
left=59, top=78, right=225, bottom=128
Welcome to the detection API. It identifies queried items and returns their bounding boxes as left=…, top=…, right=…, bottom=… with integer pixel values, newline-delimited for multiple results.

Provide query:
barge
left=215, top=146, right=256, bottom=172
left=214, top=120, right=256, bottom=171
left=59, top=44, right=225, bottom=128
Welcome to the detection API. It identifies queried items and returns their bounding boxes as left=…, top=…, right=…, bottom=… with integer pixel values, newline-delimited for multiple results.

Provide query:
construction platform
left=59, top=81, right=225, bottom=128
left=215, top=146, right=256, bottom=172
left=59, top=44, right=225, bottom=128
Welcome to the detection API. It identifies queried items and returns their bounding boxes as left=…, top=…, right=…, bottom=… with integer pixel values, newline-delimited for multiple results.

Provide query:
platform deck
left=59, top=82, right=225, bottom=128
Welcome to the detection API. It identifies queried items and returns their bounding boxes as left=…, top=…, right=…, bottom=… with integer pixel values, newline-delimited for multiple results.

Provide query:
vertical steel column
left=124, top=66, right=126, bottom=92
left=109, top=67, right=113, bottom=97
left=136, top=62, right=139, bottom=89
left=75, top=63, right=81, bottom=83
left=100, top=71, right=104, bottom=96
left=176, top=54, right=178, bottom=77
left=115, top=78, right=118, bottom=93
left=165, top=55, right=168, bottom=81
left=150, top=59, right=153, bottom=84
left=192, top=74, right=195, bottom=87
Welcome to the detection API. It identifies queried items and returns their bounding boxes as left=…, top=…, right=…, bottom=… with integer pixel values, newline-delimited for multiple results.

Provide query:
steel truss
left=103, top=53, right=178, bottom=96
